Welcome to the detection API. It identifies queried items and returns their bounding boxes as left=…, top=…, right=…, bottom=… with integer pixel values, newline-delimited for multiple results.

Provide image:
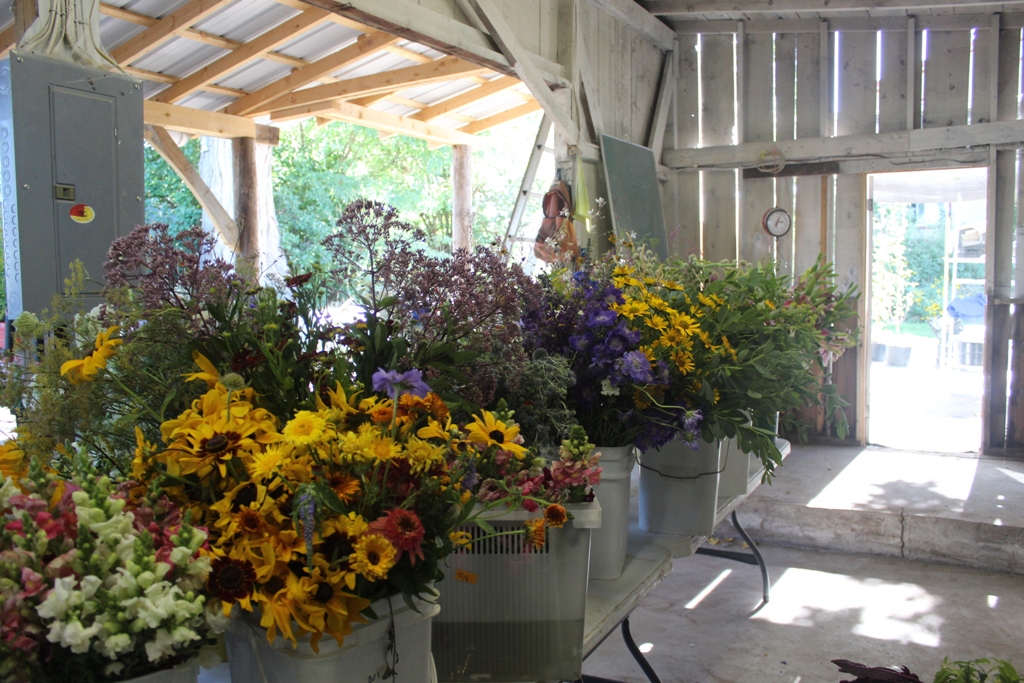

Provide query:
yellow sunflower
left=60, top=326, right=121, bottom=384
left=248, top=444, right=291, bottom=479
left=466, top=412, right=528, bottom=459
left=350, top=533, right=397, bottom=582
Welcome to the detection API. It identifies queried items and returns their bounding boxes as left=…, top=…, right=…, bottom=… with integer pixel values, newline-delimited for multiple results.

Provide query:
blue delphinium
left=371, top=367, right=432, bottom=398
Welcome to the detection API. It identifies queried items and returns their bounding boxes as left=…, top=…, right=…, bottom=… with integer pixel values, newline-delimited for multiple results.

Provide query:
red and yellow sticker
left=70, top=204, right=95, bottom=224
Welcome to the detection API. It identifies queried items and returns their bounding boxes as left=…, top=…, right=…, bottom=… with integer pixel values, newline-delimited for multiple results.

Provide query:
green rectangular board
left=600, top=133, right=669, bottom=260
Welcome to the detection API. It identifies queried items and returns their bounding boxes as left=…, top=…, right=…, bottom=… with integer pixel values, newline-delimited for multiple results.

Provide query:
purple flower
left=617, top=351, right=654, bottom=384
left=372, top=367, right=432, bottom=399
left=587, top=308, right=618, bottom=328
left=683, top=409, right=703, bottom=431
left=298, top=492, right=315, bottom=565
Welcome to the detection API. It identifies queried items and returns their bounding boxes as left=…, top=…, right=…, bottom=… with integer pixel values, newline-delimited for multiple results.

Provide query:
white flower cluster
left=0, top=475, right=17, bottom=509
left=34, top=478, right=211, bottom=672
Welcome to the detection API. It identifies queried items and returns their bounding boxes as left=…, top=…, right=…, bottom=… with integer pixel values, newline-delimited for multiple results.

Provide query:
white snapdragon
left=47, top=617, right=103, bottom=654
left=36, top=575, right=83, bottom=621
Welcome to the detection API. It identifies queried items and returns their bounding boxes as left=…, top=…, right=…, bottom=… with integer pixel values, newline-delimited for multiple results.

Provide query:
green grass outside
left=876, top=321, right=936, bottom=338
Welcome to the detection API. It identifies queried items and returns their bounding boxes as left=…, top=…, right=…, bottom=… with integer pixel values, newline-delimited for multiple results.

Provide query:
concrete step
left=725, top=445, right=1024, bottom=575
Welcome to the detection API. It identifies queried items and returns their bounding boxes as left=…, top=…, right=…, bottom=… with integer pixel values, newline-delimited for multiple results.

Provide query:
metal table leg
left=578, top=617, right=665, bottom=683
left=693, top=510, right=770, bottom=614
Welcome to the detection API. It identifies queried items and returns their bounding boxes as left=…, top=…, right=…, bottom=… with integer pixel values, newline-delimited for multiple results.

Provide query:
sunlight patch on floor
left=807, top=449, right=978, bottom=512
left=751, top=568, right=943, bottom=647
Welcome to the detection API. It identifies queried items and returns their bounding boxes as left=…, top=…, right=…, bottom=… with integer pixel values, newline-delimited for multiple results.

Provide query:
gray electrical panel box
left=0, top=50, right=144, bottom=319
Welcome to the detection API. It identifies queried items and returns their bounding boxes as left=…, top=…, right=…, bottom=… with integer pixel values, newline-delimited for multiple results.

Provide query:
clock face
left=762, top=207, right=792, bottom=238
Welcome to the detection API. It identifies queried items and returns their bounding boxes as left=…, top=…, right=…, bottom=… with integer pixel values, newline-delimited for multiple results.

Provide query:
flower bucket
left=124, top=660, right=199, bottom=683
left=589, top=445, right=634, bottom=580
left=716, top=436, right=747, bottom=499
left=432, top=502, right=601, bottom=682
left=224, top=593, right=439, bottom=683
left=638, top=438, right=721, bottom=537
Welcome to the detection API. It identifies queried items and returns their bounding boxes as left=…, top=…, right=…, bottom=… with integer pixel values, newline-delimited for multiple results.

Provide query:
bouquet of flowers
left=0, top=454, right=214, bottom=683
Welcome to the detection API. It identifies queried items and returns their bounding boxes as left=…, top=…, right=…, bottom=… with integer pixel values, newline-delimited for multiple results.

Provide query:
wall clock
left=762, top=207, right=792, bottom=238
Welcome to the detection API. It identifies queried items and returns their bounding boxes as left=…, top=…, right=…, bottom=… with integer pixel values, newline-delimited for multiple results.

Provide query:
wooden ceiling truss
left=0, top=0, right=538, bottom=145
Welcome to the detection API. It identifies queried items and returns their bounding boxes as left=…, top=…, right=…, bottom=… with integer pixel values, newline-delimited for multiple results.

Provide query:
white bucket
left=638, top=438, right=721, bottom=537
left=125, top=660, right=198, bottom=683
left=717, top=436, right=747, bottom=499
left=224, top=593, right=439, bottom=683
left=589, top=445, right=635, bottom=580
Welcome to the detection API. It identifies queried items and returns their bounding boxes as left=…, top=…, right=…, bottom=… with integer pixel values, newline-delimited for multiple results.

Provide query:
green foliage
left=934, top=658, right=1021, bottom=683
left=273, top=115, right=541, bottom=298
left=903, top=221, right=945, bottom=321
left=144, top=138, right=203, bottom=232
left=872, top=202, right=917, bottom=332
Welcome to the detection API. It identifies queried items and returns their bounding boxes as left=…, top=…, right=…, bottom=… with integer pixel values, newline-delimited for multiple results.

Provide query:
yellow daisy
left=283, top=411, right=328, bottom=446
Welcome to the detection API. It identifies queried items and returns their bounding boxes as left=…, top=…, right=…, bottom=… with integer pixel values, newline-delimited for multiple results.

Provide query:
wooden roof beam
left=223, top=30, right=401, bottom=116
left=125, top=65, right=249, bottom=98
left=155, top=8, right=330, bottom=104
left=0, top=23, right=15, bottom=59
left=145, top=100, right=279, bottom=143
left=255, top=55, right=490, bottom=115
left=271, top=99, right=477, bottom=147
left=645, top=0, right=1021, bottom=16
left=144, top=124, right=240, bottom=251
left=585, top=0, right=675, bottom=50
left=412, top=74, right=519, bottom=121
left=111, top=0, right=234, bottom=65
left=459, top=100, right=540, bottom=134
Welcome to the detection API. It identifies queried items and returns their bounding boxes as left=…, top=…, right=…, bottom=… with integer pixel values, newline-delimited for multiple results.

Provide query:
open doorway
left=867, top=167, right=988, bottom=453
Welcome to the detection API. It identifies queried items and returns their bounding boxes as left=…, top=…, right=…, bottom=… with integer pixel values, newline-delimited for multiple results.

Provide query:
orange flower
left=543, top=504, right=568, bottom=529
left=523, top=518, right=546, bottom=551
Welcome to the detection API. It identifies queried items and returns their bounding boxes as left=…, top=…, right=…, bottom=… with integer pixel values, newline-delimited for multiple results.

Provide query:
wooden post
left=14, top=0, right=39, bottom=44
left=452, top=144, right=472, bottom=252
left=233, top=136, right=259, bottom=278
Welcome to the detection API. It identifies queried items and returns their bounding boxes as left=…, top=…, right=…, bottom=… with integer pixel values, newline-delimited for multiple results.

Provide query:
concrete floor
left=583, top=444, right=1024, bottom=683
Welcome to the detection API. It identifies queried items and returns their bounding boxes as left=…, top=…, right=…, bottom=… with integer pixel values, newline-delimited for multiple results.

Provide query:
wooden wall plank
left=997, top=28, right=1022, bottom=122
left=743, top=31, right=775, bottom=143
left=740, top=30, right=775, bottom=264
left=793, top=176, right=823, bottom=275
left=879, top=28, right=909, bottom=132
left=984, top=149, right=1016, bottom=450
left=538, top=0, right=556, bottom=64
left=795, top=32, right=821, bottom=139
left=922, top=30, right=971, bottom=127
left=669, top=171, right=701, bottom=257
left=833, top=174, right=864, bottom=295
left=836, top=30, right=877, bottom=136
left=676, top=32, right=700, bottom=147
left=776, top=175, right=796, bottom=277
left=703, top=171, right=738, bottom=262
left=701, top=33, right=737, bottom=262
left=777, top=33, right=797, bottom=142
left=971, top=26, right=993, bottom=124
left=631, top=31, right=659, bottom=146
left=701, top=34, right=735, bottom=146
left=913, top=25, right=924, bottom=129
left=615, top=18, right=632, bottom=140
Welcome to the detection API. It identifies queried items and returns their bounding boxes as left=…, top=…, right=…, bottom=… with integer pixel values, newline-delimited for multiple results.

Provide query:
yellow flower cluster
left=134, top=354, right=458, bottom=651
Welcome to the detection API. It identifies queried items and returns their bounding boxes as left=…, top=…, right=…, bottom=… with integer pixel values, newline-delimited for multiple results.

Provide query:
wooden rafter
left=144, top=101, right=279, bottom=142
left=412, top=75, right=519, bottom=121
left=223, top=30, right=401, bottom=116
left=155, top=8, right=331, bottom=104
left=101, top=3, right=309, bottom=69
left=111, top=0, right=234, bottom=65
left=144, top=124, right=240, bottom=250
left=460, top=100, right=540, bottom=134
left=271, top=100, right=477, bottom=146
left=124, top=66, right=249, bottom=98
left=0, top=24, right=15, bottom=58
left=256, top=56, right=489, bottom=115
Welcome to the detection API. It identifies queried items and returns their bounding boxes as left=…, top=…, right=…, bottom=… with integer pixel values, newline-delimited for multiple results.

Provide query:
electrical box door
left=0, top=50, right=144, bottom=319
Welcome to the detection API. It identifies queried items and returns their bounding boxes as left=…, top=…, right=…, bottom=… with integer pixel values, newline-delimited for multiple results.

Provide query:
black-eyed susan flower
left=466, top=411, right=528, bottom=459
left=60, top=326, right=121, bottom=384
left=543, top=504, right=568, bottom=529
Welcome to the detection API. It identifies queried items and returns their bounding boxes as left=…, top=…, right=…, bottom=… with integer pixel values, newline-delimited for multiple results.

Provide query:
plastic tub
left=589, top=445, right=634, bottom=580
left=638, top=438, right=721, bottom=537
left=224, top=593, right=439, bottom=683
left=125, top=661, right=198, bottom=683
left=432, top=502, right=600, bottom=682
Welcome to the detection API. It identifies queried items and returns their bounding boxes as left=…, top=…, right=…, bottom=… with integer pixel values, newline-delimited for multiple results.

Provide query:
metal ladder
left=501, top=115, right=554, bottom=271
